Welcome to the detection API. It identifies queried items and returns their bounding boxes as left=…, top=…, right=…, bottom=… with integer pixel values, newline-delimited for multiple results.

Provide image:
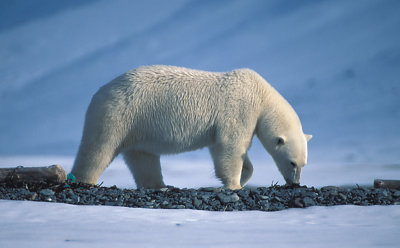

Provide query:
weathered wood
left=0, top=165, right=66, bottom=184
left=374, top=179, right=400, bottom=190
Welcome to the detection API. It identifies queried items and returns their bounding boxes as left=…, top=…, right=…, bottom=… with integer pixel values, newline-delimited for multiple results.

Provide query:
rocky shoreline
left=1, top=182, right=399, bottom=211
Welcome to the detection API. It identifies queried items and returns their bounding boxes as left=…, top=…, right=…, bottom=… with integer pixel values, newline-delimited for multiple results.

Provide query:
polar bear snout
left=284, top=178, right=300, bottom=186
left=286, top=182, right=300, bottom=187
left=281, top=163, right=302, bottom=186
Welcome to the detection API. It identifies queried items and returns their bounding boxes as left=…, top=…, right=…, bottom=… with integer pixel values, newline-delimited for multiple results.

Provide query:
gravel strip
left=1, top=182, right=399, bottom=211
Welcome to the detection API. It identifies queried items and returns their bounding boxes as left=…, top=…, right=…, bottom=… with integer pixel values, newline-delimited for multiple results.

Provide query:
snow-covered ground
left=1, top=155, right=400, bottom=189
left=1, top=200, right=399, bottom=248
left=1, top=0, right=400, bottom=247
left=1, top=156, right=400, bottom=248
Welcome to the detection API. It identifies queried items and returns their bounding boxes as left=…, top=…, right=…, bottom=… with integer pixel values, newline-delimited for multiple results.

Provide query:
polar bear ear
left=305, top=134, right=312, bottom=142
left=276, top=136, right=285, bottom=146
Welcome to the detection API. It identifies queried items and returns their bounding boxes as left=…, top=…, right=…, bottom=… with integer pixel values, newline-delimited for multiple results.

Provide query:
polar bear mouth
left=283, top=177, right=301, bottom=187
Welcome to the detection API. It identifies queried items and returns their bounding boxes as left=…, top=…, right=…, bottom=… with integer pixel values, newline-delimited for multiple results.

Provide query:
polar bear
left=71, top=65, right=312, bottom=189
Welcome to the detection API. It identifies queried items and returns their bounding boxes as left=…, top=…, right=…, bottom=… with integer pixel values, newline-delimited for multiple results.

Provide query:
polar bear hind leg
left=123, top=149, right=166, bottom=189
left=71, top=138, right=118, bottom=185
left=71, top=98, right=123, bottom=184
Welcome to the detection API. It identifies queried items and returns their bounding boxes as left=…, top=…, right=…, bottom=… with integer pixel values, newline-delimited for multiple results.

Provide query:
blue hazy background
left=1, top=0, right=399, bottom=167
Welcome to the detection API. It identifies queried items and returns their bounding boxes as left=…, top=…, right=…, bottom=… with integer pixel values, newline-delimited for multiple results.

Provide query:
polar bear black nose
left=290, top=161, right=297, bottom=168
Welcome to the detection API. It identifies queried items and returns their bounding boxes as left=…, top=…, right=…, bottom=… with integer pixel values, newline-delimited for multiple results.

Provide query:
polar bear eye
left=290, top=161, right=297, bottom=168
left=276, top=137, right=285, bottom=146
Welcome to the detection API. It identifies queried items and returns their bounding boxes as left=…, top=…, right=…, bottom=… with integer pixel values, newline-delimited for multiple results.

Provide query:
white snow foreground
left=0, top=200, right=399, bottom=248
left=1, top=157, right=399, bottom=247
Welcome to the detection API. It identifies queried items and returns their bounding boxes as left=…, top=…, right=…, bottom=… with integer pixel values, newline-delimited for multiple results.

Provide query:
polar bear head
left=256, top=101, right=312, bottom=186
left=270, top=132, right=312, bottom=185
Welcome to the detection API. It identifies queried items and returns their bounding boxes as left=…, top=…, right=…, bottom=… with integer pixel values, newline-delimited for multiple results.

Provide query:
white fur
left=71, top=65, right=311, bottom=189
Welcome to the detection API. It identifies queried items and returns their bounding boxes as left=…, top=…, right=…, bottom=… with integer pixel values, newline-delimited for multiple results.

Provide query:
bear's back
left=89, top=65, right=268, bottom=154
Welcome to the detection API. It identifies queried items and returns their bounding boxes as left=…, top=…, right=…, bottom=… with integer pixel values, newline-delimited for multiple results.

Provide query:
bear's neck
left=256, top=82, right=301, bottom=150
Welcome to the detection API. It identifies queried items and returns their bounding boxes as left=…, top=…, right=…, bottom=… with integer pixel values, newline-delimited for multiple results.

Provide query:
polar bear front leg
left=240, top=154, right=254, bottom=187
left=209, top=144, right=245, bottom=190
left=123, top=149, right=166, bottom=189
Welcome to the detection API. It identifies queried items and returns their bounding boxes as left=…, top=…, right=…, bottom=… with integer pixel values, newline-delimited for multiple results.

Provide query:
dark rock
left=393, top=191, right=400, bottom=198
left=210, top=200, right=220, bottom=207
left=321, top=186, right=339, bottom=191
left=293, top=197, right=304, bottom=208
left=237, top=190, right=249, bottom=198
left=303, top=197, right=316, bottom=207
left=302, top=191, right=318, bottom=198
left=1, top=181, right=399, bottom=211
left=39, top=189, right=55, bottom=197
left=217, top=193, right=240, bottom=204
left=338, top=193, right=347, bottom=201
left=193, top=198, right=202, bottom=208
left=200, top=187, right=215, bottom=192
left=201, top=193, right=211, bottom=202
left=293, top=188, right=308, bottom=195
left=321, top=186, right=339, bottom=197
left=213, top=188, right=223, bottom=193
left=31, top=192, right=37, bottom=200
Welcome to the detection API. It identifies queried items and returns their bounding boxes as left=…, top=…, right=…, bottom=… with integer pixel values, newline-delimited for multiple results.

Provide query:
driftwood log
left=0, top=165, right=66, bottom=184
left=374, top=179, right=400, bottom=190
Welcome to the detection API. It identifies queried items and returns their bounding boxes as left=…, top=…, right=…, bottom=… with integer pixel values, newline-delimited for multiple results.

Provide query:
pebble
left=217, top=193, right=240, bottom=204
left=193, top=198, right=202, bottom=208
left=200, top=187, right=215, bottom=192
left=321, top=186, right=339, bottom=191
left=339, top=193, right=347, bottom=201
left=31, top=192, right=38, bottom=200
left=39, top=189, right=55, bottom=197
left=293, top=198, right=303, bottom=208
left=1, top=182, right=399, bottom=212
left=303, top=197, right=315, bottom=207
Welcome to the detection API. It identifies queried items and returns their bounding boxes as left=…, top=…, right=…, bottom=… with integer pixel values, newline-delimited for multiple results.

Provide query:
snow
left=1, top=0, right=400, bottom=247
left=0, top=156, right=399, bottom=247
left=1, top=200, right=399, bottom=248
left=1, top=155, right=399, bottom=189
